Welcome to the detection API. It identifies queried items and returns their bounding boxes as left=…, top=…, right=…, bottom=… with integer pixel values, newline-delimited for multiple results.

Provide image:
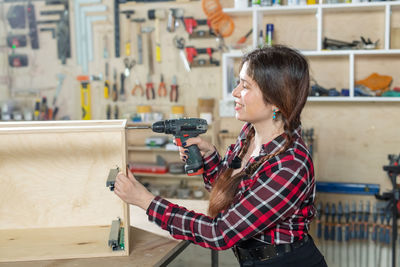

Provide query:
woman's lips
left=235, top=102, right=243, bottom=111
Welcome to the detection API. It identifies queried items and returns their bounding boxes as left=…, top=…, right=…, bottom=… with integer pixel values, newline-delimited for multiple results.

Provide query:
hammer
left=121, top=10, right=135, bottom=57
left=141, top=26, right=155, bottom=75
left=132, top=18, right=145, bottom=65
left=147, top=9, right=166, bottom=63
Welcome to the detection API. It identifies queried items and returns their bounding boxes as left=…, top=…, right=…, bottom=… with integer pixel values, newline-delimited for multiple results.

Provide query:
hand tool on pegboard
left=131, top=79, right=144, bottom=96
left=120, top=73, right=126, bottom=101
left=121, top=10, right=135, bottom=57
left=170, top=75, right=178, bottom=102
left=114, top=105, right=119, bottom=119
left=173, top=36, right=190, bottom=72
left=74, top=1, right=107, bottom=71
left=237, top=28, right=252, bottom=45
left=142, top=27, right=155, bottom=75
left=132, top=18, right=146, bottom=64
left=147, top=9, right=166, bottom=63
left=27, top=2, right=39, bottom=49
left=103, top=34, right=109, bottom=59
left=123, top=58, right=135, bottom=78
left=53, top=73, right=65, bottom=107
left=114, top=0, right=135, bottom=58
left=167, top=8, right=183, bottom=33
left=106, top=104, right=111, bottom=119
left=145, top=74, right=155, bottom=100
left=77, top=75, right=92, bottom=120
left=112, top=69, right=118, bottom=102
left=183, top=17, right=215, bottom=39
left=157, top=74, right=167, bottom=97
left=185, top=46, right=219, bottom=67
left=104, top=62, right=110, bottom=99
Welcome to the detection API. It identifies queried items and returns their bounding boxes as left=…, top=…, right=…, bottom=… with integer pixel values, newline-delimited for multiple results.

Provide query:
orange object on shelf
left=355, top=72, right=392, bottom=95
left=201, top=0, right=234, bottom=37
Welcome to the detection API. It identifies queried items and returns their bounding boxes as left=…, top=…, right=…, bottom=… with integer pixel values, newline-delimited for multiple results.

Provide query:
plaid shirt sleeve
left=146, top=147, right=315, bottom=250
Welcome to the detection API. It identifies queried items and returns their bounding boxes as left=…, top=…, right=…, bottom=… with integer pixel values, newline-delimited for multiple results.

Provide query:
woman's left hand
left=114, top=168, right=155, bottom=210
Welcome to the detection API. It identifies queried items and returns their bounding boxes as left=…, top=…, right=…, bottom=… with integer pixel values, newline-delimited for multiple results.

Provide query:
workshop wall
left=1, top=0, right=399, bottom=191
left=0, top=0, right=223, bottom=120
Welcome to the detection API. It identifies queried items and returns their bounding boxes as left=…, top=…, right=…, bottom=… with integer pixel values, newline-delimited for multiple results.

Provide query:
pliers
left=131, top=79, right=144, bottom=96
left=158, top=74, right=167, bottom=97
left=145, top=74, right=155, bottom=100
left=170, top=75, right=178, bottom=102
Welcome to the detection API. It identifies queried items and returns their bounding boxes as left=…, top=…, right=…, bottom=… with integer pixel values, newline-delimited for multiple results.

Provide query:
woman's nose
left=232, top=84, right=240, bottom=98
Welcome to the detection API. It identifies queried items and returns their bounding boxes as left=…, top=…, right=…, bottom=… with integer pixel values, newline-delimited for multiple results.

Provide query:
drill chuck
left=151, top=121, right=166, bottom=133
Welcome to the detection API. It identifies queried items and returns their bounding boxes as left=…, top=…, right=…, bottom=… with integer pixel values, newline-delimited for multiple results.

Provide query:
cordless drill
left=128, top=118, right=208, bottom=176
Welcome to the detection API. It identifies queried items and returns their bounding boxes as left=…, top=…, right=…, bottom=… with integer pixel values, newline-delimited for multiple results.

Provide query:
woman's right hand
left=176, top=137, right=215, bottom=162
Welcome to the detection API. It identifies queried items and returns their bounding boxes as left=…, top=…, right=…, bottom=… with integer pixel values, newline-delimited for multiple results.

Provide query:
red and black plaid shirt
left=147, top=122, right=316, bottom=250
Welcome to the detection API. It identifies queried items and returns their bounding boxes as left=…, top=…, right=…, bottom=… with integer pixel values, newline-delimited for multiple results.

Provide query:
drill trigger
left=175, top=138, right=182, bottom=146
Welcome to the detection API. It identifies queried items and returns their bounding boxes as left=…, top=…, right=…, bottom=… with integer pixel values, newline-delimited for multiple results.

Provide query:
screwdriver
left=331, top=203, right=336, bottom=263
left=237, top=29, right=252, bottom=44
left=112, top=69, right=118, bottom=102
left=364, top=201, right=371, bottom=267
left=351, top=201, right=357, bottom=267
left=104, top=62, right=110, bottom=99
left=337, top=202, right=343, bottom=266
left=344, top=202, right=350, bottom=267
left=372, top=203, right=378, bottom=267
left=324, top=203, right=330, bottom=261
left=316, top=202, right=323, bottom=241
left=358, top=201, right=363, bottom=267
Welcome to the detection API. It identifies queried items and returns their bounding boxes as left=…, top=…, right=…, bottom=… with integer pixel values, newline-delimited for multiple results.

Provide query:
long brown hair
left=208, top=45, right=310, bottom=217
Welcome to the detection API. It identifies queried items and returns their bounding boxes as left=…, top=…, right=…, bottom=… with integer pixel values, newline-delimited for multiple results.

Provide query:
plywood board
left=0, top=120, right=129, bottom=261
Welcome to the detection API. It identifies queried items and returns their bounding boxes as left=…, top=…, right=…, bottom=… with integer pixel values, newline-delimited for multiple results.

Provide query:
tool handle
left=104, top=80, right=110, bottom=99
left=317, top=221, right=322, bottom=239
left=345, top=225, right=350, bottom=242
left=359, top=223, right=365, bottom=240
left=120, top=74, right=126, bottom=101
left=179, top=50, right=191, bottom=72
left=170, top=85, right=178, bottom=102
left=372, top=225, right=377, bottom=241
left=337, top=225, right=342, bottom=242
left=384, top=227, right=390, bottom=244
left=379, top=227, right=385, bottom=243
left=176, top=135, right=203, bottom=176
left=112, top=83, right=118, bottom=102
left=324, top=224, right=329, bottom=240
left=351, top=223, right=357, bottom=239
left=138, top=34, right=143, bottom=64
left=330, top=224, right=335, bottom=241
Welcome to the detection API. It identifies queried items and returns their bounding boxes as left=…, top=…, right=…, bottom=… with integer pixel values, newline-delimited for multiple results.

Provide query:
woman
left=114, top=45, right=327, bottom=267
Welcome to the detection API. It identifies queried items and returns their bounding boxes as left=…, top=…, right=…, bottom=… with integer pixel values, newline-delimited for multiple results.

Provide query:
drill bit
left=126, top=126, right=152, bottom=129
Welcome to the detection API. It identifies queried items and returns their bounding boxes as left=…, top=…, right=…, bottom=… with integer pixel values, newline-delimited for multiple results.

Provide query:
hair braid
left=208, top=127, right=255, bottom=217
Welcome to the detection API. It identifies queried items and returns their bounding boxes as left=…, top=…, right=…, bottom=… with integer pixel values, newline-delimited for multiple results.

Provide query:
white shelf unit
left=222, top=2, right=400, bottom=102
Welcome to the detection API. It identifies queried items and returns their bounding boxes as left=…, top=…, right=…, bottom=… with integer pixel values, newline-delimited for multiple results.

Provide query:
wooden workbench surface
left=0, top=227, right=185, bottom=267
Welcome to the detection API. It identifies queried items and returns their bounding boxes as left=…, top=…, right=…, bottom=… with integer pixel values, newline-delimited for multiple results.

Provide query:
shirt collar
left=236, top=122, right=302, bottom=157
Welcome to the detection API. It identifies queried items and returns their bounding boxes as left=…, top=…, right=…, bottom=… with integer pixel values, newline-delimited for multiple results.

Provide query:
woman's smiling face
left=232, top=61, right=273, bottom=124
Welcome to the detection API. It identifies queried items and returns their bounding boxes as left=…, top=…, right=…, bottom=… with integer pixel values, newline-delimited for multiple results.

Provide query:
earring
left=272, top=109, right=277, bottom=120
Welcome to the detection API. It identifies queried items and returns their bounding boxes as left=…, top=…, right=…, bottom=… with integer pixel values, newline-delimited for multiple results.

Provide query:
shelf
left=135, top=172, right=202, bottom=179
left=307, top=96, right=400, bottom=102
left=223, top=2, right=400, bottom=15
